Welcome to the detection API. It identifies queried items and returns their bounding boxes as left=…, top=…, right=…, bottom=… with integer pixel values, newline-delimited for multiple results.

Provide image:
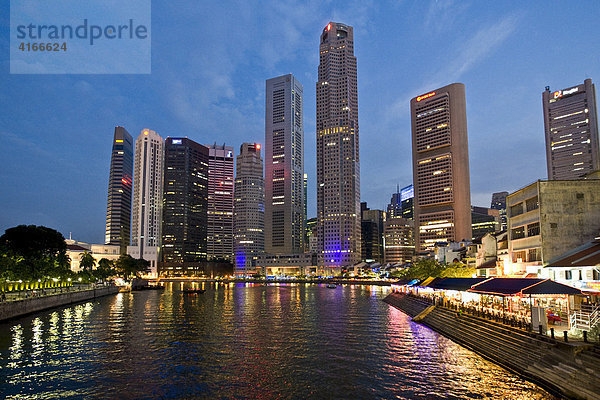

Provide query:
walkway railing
left=570, top=304, right=600, bottom=331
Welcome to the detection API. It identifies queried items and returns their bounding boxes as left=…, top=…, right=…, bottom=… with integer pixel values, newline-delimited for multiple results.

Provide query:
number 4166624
left=18, top=42, right=67, bottom=51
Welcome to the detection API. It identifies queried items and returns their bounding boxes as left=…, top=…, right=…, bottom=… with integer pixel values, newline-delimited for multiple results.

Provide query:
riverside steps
left=384, top=292, right=600, bottom=400
left=0, top=285, right=120, bottom=322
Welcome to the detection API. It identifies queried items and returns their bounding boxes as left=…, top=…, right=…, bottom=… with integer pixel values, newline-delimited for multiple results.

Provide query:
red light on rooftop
left=256, top=144, right=261, bottom=149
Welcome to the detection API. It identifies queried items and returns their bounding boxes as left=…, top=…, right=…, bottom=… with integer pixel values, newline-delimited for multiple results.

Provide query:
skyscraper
left=128, top=129, right=164, bottom=276
left=265, top=74, right=304, bottom=254
left=491, top=191, right=508, bottom=231
left=206, top=144, right=234, bottom=262
left=411, top=83, right=472, bottom=252
left=543, top=79, right=599, bottom=180
left=161, top=137, right=209, bottom=275
left=316, top=22, right=360, bottom=268
left=360, top=202, right=384, bottom=263
left=105, top=126, right=133, bottom=254
left=233, top=143, right=264, bottom=275
left=384, top=217, right=414, bottom=264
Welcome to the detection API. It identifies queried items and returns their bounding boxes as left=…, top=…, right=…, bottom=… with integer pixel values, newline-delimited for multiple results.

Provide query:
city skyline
left=2, top=2, right=600, bottom=244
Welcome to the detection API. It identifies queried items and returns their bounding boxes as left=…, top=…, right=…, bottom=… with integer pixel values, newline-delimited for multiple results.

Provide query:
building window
left=512, top=250, right=526, bottom=263
left=510, top=203, right=523, bottom=217
left=511, top=226, right=525, bottom=240
left=526, top=196, right=539, bottom=212
left=565, top=270, right=572, bottom=280
left=527, top=222, right=540, bottom=237
left=528, top=248, right=541, bottom=262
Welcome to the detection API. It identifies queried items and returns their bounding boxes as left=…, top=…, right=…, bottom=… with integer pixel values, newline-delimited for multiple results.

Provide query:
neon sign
left=553, top=87, right=579, bottom=99
left=417, top=91, right=436, bottom=102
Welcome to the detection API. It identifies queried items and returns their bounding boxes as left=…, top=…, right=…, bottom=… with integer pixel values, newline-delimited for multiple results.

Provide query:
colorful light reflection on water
left=0, top=283, right=556, bottom=399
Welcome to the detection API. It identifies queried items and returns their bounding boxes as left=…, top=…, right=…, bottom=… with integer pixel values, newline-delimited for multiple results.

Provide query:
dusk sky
left=1, top=1, right=599, bottom=244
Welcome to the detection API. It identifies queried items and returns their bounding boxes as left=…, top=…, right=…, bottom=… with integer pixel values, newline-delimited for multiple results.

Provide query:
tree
left=0, top=225, right=69, bottom=280
left=94, top=258, right=115, bottom=281
left=115, top=255, right=150, bottom=279
left=79, top=252, right=96, bottom=272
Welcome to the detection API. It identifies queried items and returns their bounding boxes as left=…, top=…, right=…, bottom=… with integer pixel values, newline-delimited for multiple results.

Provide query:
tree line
left=0, top=225, right=149, bottom=282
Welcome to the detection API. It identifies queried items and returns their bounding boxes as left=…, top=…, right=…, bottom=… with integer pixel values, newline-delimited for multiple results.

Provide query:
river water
left=0, top=283, right=555, bottom=399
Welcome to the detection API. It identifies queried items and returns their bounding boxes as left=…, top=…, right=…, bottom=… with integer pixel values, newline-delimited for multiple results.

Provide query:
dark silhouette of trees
left=0, top=225, right=70, bottom=280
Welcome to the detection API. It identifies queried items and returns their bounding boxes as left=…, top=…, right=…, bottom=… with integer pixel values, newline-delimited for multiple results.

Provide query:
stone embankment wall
left=384, top=292, right=600, bottom=400
left=0, top=286, right=120, bottom=322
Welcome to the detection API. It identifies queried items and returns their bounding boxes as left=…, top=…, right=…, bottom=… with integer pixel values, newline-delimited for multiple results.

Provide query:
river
left=0, top=283, right=556, bottom=399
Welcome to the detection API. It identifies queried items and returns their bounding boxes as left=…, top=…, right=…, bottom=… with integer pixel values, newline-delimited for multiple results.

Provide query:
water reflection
left=0, top=284, right=556, bottom=399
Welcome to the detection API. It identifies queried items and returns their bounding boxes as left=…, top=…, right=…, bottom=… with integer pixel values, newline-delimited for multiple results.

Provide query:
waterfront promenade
left=0, top=284, right=119, bottom=322
left=384, top=291, right=600, bottom=400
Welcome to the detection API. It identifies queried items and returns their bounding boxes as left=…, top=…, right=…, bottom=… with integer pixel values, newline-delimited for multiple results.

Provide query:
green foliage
left=79, top=252, right=96, bottom=271
left=440, top=262, right=476, bottom=278
left=115, top=254, right=150, bottom=279
left=0, top=225, right=70, bottom=280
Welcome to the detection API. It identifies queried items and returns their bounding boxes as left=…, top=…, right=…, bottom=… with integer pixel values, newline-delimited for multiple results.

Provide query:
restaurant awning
left=429, top=277, right=488, bottom=291
left=521, top=280, right=582, bottom=295
left=417, top=277, right=439, bottom=287
left=468, top=278, right=583, bottom=296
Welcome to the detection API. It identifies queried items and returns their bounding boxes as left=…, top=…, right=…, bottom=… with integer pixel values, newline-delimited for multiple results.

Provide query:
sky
left=1, top=1, right=599, bottom=244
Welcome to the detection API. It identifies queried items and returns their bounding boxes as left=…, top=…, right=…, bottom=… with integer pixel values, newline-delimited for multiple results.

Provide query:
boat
left=182, top=288, right=206, bottom=294
left=326, top=284, right=337, bottom=289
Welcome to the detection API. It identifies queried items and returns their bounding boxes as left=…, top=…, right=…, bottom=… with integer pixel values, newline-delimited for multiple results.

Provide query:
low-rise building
left=506, top=179, right=600, bottom=277
left=66, top=239, right=120, bottom=272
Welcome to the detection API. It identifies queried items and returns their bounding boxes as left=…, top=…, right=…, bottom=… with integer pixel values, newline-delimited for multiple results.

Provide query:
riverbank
left=155, top=277, right=392, bottom=286
left=383, top=292, right=600, bottom=400
left=0, top=285, right=120, bottom=322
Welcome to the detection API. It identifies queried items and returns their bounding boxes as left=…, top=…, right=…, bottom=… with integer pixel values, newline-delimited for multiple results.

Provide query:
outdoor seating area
left=391, top=277, right=591, bottom=334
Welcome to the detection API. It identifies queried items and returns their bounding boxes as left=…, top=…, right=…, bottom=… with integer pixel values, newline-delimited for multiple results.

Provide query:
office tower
left=105, top=126, right=133, bottom=254
left=303, top=173, right=308, bottom=223
left=384, top=217, right=414, bottom=264
left=360, top=202, right=384, bottom=263
left=316, top=22, right=360, bottom=267
left=128, top=129, right=164, bottom=276
left=387, top=185, right=402, bottom=219
left=401, top=185, right=414, bottom=220
left=233, top=143, right=264, bottom=275
left=161, top=138, right=209, bottom=275
left=471, top=206, right=500, bottom=239
left=265, top=74, right=304, bottom=254
left=206, top=144, right=234, bottom=262
left=543, top=79, right=599, bottom=180
left=411, top=83, right=472, bottom=252
left=491, top=191, right=508, bottom=231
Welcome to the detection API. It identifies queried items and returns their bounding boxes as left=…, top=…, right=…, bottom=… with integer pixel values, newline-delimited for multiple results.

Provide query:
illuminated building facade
left=316, top=22, right=361, bottom=267
left=161, top=138, right=209, bottom=275
left=105, top=126, right=133, bottom=254
left=128, top=129, right=164, bottom=276
left=265, top=74, right=304, bottom=255
left=206, top=144, right=234, bottom=262
left=361, top=202, right=384, bottom=263
left=490, top=191, right=508, bottom=231
left=543, top=79, right=599, bottom=180
left=471, top=206, right=500, bottom=239
left=384, top=217, right=414, bottom=264
left=411, top=83, right=472, bottom=252
left=233, top=143, right=264, bottom=276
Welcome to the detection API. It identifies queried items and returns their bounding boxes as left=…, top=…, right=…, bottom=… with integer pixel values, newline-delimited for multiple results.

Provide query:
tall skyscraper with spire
left=265, top=74, right=304, bottom=254
left=105, top=126, right=133, bottom=254
left=316, top=22, right=360, bottom=268
left=128, top=129, right=164, bottom=276
left=234, top=143, right=264, bottom=275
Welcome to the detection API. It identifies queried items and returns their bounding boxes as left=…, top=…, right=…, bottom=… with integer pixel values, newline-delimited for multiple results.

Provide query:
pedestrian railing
left=570, top=304, right=600, bottom=331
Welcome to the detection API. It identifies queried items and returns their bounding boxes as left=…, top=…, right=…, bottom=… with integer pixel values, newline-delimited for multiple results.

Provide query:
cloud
left=387, top=13, right=521, bottom=120
left=424, top=0, right=470, bottom=33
